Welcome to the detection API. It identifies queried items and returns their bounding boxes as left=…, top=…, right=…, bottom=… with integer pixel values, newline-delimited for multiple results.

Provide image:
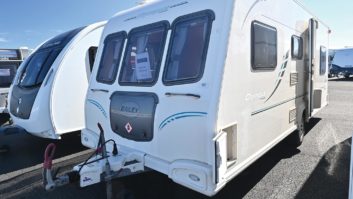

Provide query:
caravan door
left=306, top=18, right=317, bottom=119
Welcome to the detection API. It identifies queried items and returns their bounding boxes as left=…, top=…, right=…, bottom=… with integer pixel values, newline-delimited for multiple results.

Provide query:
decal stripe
left=242, top=0, right=263, bottom=29
left=252, top=94, right=306, bottom=116
left=87, top=99, right=107, bottom=118
left=159, top=112, right=207, bottom=130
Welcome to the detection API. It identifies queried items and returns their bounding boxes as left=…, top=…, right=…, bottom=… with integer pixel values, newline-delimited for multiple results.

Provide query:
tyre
left=290, top=113, right=305, bottom=147
left=345, top=74, right=350, bottom=78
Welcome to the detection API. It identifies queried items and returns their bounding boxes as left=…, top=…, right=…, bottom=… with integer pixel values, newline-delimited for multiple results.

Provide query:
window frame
left=96, top=31, right=127, bottom=85
left=162, top=9, right=215, bottom=86
left=291, top=35, right=303, bottom=60
left=251, top=21, right=278, bottom=71
left=320, top=45, right=327, bottom=75
left=118, top=21, right=170, bottom=87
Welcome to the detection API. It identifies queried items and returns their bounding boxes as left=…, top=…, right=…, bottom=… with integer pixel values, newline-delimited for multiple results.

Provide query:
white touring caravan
left=0, top=48, right=31, bottom=113
left=43, top=0, right=330, bottom=197
left=8, top=22, right=106, bottom=139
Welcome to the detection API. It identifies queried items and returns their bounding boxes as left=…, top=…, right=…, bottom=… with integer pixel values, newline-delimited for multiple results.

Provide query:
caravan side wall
left=215, top=0, right=329, bottom=189
left=50, top=26, right=104, bottom=134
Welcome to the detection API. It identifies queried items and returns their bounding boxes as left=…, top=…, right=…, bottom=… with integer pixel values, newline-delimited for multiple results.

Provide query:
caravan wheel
left=290, top=113, right=306, bottom=147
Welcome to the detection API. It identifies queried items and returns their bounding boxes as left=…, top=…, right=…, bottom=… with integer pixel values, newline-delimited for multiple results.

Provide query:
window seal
left=96, top=31, right=127, bottom=85
left=251, top=20, right=278, bottom=72
left=162, top=9, right=215, bottom=86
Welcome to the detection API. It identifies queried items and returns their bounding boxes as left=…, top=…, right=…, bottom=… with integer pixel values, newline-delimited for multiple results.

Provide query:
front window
left=119, top=22, right=169, bottom=86
left=96, top=32, right=126, bottom=84
left=19, top=49, right=61, bottom=87
left=18, top=27, right=84, bottom=88
left=163, top=11, right=214, bottom=85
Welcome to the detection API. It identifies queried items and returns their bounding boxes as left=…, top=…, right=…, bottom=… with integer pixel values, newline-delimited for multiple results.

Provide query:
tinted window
left=18, top=27, right=84, bottom=88
left=163, top=11, right=214, bottom=85
left=40, top=27, right=84, bottom=50
left=19, top=49, right=61, bottom=87
left=96, top=32, right=126, bottom=84
left=119, top=22, right=168, bottom=86
left=320, top=46, right=327, bottom=75
left=251, top=21, right=277, bottom=70
left=291, top=35, right=303, bottom=60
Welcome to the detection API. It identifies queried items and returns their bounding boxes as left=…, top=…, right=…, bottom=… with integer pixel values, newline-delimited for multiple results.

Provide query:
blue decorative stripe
left=87, top=99, right=107, bottom=118
left=159, top=112, right=207, bottom=130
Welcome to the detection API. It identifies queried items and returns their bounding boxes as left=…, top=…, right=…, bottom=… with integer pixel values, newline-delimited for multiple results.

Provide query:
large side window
left=320, top=46, right=327, bottom=75
left=96, top=32, right=126, bottom=84
left=291, top=35, right=303, bottom=60
left=163, top=10, right=215, bottom=85
left=251, top=21, right=277, bottom=70
left=119, top=22, right=169, bottom=86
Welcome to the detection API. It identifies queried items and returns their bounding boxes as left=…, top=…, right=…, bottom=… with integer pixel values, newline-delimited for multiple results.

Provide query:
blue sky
left=0, top=0, right=352, bottom=49
left=302, top=0, right=353, bottom=49
left=0, top=0, right=136, bottom=49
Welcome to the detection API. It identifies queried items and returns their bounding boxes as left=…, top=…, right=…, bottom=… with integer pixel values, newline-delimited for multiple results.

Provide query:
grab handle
left=165, top=92, right=201, bottom=99
left=91, top=88, right=109, bottom=93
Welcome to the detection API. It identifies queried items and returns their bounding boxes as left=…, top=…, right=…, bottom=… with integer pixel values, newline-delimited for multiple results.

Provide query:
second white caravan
left=44, top=0, right=330, bottom=196
left=8, top=22, right=106, bottom=139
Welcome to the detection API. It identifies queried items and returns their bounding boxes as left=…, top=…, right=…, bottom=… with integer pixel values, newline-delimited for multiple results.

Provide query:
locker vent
left=289, top=108, right=297, bottom=123
left=290, top=72, right=298, bottom=86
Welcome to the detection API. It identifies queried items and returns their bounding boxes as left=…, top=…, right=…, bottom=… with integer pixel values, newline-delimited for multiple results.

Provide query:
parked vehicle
left=0, top=48, right=31, bottom=113
left=8, top=22, right=106, bottom=139
left=329, top=48, right=353, bottom=78
left=44, top=0, right=330, bottom=197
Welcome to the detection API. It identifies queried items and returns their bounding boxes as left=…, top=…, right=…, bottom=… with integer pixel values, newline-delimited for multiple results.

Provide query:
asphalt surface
left=0, top=78, right=352, bottom=199
left=0, top=116, right=87, bottom=175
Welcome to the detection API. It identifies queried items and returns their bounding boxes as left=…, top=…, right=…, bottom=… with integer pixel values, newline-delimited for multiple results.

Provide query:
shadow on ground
left=295, top=138, right=351, bottom=199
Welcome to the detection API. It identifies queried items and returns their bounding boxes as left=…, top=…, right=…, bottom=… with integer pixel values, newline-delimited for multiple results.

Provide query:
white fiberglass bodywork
left=82, top=0, right=329, bottom=196
left=8, top=22, right=106, bottom=139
